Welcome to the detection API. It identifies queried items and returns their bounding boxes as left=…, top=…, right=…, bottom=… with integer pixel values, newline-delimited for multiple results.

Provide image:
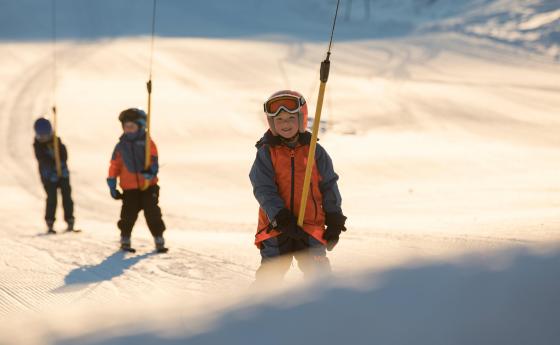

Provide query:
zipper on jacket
left=290, top=149, right=295, bottom=213
left=130, top=142, right=141, bottom=189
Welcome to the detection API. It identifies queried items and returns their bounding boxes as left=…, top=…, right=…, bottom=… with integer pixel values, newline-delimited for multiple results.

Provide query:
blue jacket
left=33, top=137, right=69, bottom=183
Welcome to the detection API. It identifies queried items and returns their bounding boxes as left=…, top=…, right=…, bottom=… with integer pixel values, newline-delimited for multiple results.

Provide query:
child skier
left=33, top=117, right=75, bottom=234
left=107, top=108, right=167, bottom=253
left=249, top=90, right=347, bottom=284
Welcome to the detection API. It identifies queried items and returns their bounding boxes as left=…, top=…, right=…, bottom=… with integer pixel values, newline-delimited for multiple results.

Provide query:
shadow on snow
left=53, top=250, right=153, bottom=292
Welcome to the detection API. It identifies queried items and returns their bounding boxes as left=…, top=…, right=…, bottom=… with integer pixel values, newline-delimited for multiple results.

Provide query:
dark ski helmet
left=263, top=90, right=308, bottom=136
left=119, top=108, right=147, bottom=129
left=33, top=117, right=53, bottom=142
left=34, top=117, right=52, bottom=135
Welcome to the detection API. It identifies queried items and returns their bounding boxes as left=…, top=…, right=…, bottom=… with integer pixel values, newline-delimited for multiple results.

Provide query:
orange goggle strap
left=264, top=94, right=306, bottom=117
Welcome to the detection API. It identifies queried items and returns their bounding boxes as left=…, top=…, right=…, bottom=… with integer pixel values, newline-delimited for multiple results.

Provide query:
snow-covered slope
left=0, top=0, right=559, bottom=344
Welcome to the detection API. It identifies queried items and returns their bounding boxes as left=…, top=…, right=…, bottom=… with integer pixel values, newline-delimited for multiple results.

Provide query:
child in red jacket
left=107, top=108, right=167, bottom=253
left=249, top=90, right=347, bottom=284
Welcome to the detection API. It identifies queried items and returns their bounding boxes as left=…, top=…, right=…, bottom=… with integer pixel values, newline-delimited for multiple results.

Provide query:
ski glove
left=323, top=212, right=347, bottom=251
left=141, top=169, right=155, bottom=181
left=106, top=178, right=122, bottom=200
left=141, top=162, right=158, bottom=181
left=273, top=208, right=308, bottom=241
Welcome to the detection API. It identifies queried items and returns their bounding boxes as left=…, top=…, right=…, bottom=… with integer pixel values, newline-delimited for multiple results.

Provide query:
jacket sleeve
left=315, top=143, right=342, bottom=213
left=108, top=144, right=122, bottom=178
left=58, top=138, right=68, bottom=163
left=58, top=138, right=71, bottom=177
left=33, top=141, right=54, bottom=181
left=249, top=145, right=285, bottom=220
left=149, top=139, right=159, bottom=175
left=33, top=141, right=45, bottom=164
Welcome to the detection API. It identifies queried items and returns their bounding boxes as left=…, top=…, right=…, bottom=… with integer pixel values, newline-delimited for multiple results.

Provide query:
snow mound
left=8, top=247, right=559, bottom=345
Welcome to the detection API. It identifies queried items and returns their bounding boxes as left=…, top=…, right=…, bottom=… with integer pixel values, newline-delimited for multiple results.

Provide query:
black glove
left=323, top=212, right=347, bottom=251
left=273, top=208, right=308, bottom=240
left=107, top=178, right=123, bottom=200
left=112, top=189, right=123, bottom=200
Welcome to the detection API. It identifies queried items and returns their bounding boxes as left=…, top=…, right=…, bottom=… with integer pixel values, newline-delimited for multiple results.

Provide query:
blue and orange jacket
left=108, top=131, right=159, bottom=190
left=33, top=137, right=70, bottom=184
left=249, top=130, right=342, bottom=248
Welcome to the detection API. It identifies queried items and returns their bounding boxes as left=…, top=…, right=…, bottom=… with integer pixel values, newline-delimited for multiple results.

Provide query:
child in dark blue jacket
left=33, top=118, right=75, bottom=234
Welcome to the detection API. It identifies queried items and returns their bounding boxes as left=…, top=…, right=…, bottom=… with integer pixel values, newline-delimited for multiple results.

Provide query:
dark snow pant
left=43, top=177, right=74, bottom=225
left=118, top=185, right=165, bottom=238
left=255, top=232, right=331, bottom=284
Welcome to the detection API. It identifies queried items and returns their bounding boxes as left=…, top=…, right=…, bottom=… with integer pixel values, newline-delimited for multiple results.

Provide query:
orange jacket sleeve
left=108, top=145, right=122, bottom=178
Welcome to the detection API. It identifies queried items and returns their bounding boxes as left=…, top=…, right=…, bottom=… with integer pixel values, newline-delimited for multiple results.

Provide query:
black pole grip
left=320, top=59, right=331, bottom=83
left=147, top=80, right=152, bottom=94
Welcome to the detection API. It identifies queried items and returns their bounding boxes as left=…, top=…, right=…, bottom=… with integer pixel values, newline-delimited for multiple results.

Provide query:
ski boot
left=154, top=236, right=168, bottom=253
left=65, top=218, right=76, bottom=232
left=46, top=220, right=56, bottom=235
left=120, top=236, right=135, bottom=253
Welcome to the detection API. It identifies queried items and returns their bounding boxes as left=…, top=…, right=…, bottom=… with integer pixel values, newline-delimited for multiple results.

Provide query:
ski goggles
left=263, top=94, right=306, bottom=117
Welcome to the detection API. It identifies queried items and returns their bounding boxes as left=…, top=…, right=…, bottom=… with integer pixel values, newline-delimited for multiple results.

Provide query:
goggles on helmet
left=263, top=94, right=306, bottom=117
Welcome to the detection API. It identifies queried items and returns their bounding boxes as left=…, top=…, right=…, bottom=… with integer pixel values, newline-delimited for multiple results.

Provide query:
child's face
left=123, top=121, right=139, bottom=133
left=273, top=111, right=299, bottom=139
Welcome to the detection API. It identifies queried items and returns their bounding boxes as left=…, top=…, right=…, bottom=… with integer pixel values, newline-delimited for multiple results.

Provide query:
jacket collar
left=255, top=130, right=313, bottom=149
left=119, top=130, right=146, bottom=143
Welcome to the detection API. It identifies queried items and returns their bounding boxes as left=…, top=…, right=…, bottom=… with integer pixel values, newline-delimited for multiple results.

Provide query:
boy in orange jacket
left=249, top=90, right=346, bottom=283
left=107, top=108, right=167, bottom=253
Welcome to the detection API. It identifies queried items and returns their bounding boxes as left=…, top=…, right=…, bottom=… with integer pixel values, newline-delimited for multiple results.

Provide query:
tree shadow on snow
left=53, top=251, right=153, bottom=293
left=0, top=0, right=425, bottom=42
